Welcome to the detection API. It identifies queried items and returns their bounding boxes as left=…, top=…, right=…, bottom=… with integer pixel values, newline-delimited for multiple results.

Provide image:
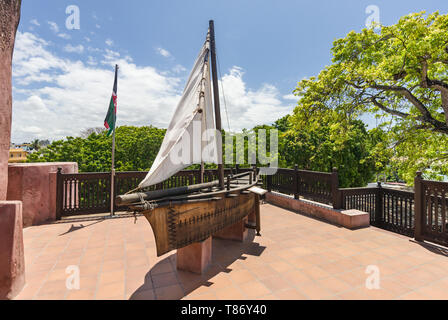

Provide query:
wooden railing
left=340, top=184, right=415, bottom=237
left=56, top=165, right=338, bottom=217
left=380, top=187, right=415, bottom=237
left=56, top=167, right=252, bottom=218
left=55, top=166, right=448, bottom=247
left=265, top=166, right=337, bottom=205
left=414, top=172, right=448, bottom=247
left=56, top=171, right=111, bottom=218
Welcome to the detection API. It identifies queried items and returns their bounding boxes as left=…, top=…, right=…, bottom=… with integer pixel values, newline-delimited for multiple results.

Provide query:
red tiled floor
left=239, top=280, right=271, bottom=298
left=14, top=204, right=448, bottom=300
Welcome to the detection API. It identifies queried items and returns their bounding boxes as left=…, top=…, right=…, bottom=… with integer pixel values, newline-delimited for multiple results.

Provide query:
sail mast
left=198, top=34, right=210, bottom=184
left=209, top=20, right=225, bottom=189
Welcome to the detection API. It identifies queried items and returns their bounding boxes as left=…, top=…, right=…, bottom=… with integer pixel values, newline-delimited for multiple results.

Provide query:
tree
left=0, top=0, right=21, bottom=199
left=30, top=139, right=41, bottom=151
left=293, top=11, right=448, bottom=183
left=282, top=114, right=385, bottom=187
left=80, top=127, right=106, bottom=138
left=28, top=126, right=166, bottom=172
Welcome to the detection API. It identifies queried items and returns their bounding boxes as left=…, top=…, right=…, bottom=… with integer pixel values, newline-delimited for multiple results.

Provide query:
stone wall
left=0, top=201, right=24, bottom=299
left=0, top=0, right=21, bottom=201
left=7, top=162, right=78, bottom=227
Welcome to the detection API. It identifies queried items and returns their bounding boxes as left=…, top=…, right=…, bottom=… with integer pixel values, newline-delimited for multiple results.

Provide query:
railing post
left=375, top=181, right=383, bottom=225
left=294, top=164, right=299, bottom=199
left=331, top=167, right=341, bottom=209
left=235, top=164, right=239, bottom=174
left=414, top=171, right=424, bottom=241
left=56, top=167, right=62, bottom=220
left=267, top=173, right=272, bottom=192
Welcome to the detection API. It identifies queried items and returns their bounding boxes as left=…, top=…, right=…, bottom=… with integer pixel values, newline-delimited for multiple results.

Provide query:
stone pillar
left=0, top=201, right=25, bottom=299
left=177, top=237, right=212, bottom=274
left=0, top=0, right=21, bottom=200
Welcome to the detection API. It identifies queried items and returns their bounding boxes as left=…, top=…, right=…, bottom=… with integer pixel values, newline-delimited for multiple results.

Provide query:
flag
left=104, top=65, right=118, bottom=136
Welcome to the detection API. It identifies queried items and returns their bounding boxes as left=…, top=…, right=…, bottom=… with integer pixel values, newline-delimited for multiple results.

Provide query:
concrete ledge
left=0, top=201, right=25, bottom=300
left=265, top=192, right=369, bottom=230
left=7, top=162, right=78, bottom=227
left=340, top=209, right=370, bottom=229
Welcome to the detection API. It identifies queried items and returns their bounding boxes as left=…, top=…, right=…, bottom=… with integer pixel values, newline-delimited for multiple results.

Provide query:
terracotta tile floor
left=15, top=204, right=448, bottom=300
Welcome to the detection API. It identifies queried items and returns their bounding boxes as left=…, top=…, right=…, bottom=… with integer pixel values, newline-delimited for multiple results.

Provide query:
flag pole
left=110, top=64, right=118, bottom=217
left=110, top=127, right=116, bottom=217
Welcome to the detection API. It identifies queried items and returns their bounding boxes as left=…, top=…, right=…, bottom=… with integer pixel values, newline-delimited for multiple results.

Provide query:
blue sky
left=11, top=0, right=448, bottom=143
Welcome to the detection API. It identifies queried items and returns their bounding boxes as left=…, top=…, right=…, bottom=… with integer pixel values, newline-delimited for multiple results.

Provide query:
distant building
left=9, top=148, right=28, bottom=163
left=15, top=143, right=33, bottom=152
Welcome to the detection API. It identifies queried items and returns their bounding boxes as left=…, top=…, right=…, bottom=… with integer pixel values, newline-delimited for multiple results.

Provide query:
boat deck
left=15, top=203, right=448, bottom=300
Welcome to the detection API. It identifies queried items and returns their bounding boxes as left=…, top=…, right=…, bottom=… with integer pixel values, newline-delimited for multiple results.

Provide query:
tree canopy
left=28, top=126, right=166, bottom=172
left=278, top=114, right=386, bottom=187
left=293, top=11, right=448, bottom=183
left=27, top=11, right=448, bottom=186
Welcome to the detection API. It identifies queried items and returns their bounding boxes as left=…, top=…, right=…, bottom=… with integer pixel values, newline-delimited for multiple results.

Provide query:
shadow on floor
left=411, top=239, right=448, bottom=257
left=129, top=230, right=265, bottom=300
left=58, top=219, right=104, bottom=236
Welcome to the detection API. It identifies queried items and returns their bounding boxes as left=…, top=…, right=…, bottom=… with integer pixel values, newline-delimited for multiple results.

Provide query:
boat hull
left=143, top=192, right=258, bottom=256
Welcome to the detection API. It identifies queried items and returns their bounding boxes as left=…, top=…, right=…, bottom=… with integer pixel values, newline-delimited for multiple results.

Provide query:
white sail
left=139, top=37, right=219, bottom=188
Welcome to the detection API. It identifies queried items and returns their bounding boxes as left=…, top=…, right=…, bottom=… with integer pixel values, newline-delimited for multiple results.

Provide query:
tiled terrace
left=15, top=203, right=448, bottom=300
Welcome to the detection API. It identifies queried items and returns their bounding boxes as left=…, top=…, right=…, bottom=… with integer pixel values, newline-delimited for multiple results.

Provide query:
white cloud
left=172, top=64, right=186, bottom=74
left=87, top=47, right=101, bottom=53
left=12, top=32, right=67, bottom=85
left=63, top=44, right=84, bottom=54
left=105, top=39, right=114, bottom=46
left=283, top=94, right=297, bottom=100
left=156, top=47, right=171, bottom=58
left=84, top=37, right=91, bottom=42
left=12, top=31, right=181, bottom=142
left=47, top=21, right=70, bottom=39
left=95, top=24, right=101, bottom=29
left=47, top=21, right=59, bottom=33
left=11, top=31, right=293, bottom=143
left=30, top=19, right=40, bottom=26
left=57, top=33, right=71, bottom=40
left=219, top=67, right=292, bottom=131
left=87, top=56, right=97, bottom=66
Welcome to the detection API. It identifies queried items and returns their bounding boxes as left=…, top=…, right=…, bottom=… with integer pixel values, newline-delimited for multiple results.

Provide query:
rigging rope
left=215, top=47, right=231, bottom=133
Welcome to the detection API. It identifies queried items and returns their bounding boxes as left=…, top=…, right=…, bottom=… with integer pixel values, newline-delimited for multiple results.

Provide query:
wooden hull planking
left=143, top=192, right=258, bottom=256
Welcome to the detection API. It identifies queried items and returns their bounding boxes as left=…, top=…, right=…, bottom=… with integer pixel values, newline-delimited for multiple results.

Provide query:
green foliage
left=386, top=125, right=448, bottom=184
left=28, top=120, right=383, bottom=187
left=28, top=126, right=166, bottom=172
left=293, top=11, right=448, bottom=184
left=282, top=114, right=384, bottom=187
left=31, top=12, right=448, bottom=186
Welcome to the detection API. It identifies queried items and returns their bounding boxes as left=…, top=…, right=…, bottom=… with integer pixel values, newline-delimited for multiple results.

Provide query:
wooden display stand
left=213, top=215, right=249, bottom=242
left=176, top=194, right=261, bottom=274
left=176, top=236, right=212, bottom=274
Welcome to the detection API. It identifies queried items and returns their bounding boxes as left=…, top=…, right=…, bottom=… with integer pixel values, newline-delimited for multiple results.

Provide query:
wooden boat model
left=116, top=21, right=262, bottom=257
left=116, top=170, right=262, bottom=256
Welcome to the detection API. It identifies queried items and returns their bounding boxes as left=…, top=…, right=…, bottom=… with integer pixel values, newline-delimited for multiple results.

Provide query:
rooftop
left=15, top=204, right=448, bottom=300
